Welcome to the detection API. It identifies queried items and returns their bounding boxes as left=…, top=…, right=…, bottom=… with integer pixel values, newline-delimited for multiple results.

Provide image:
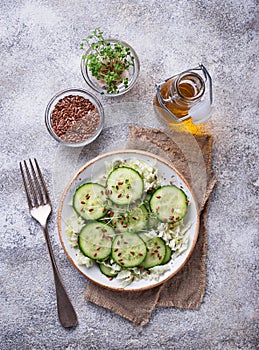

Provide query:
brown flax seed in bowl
left=50, top=95, right=101, bottom=144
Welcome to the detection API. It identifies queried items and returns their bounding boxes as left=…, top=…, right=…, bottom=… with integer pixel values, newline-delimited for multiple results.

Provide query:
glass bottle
left=154, top=64, right=213, bottom=126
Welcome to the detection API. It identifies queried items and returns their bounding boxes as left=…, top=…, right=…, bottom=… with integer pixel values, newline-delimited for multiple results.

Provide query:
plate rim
left=57, top=149, right=200, bottom=292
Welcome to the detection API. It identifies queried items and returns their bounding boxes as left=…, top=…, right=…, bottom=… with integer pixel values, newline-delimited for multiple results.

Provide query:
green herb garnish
left=80, top=28, right=135, bottom=94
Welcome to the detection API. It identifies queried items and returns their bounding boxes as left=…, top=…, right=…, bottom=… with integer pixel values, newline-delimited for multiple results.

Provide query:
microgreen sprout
left=80, top=28, right=135, bottom=94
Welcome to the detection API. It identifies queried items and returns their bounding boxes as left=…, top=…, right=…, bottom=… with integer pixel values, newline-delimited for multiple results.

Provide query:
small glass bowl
left=81, top=39, right=140, bottom=97
left=45, top=88, right=104, bottom=147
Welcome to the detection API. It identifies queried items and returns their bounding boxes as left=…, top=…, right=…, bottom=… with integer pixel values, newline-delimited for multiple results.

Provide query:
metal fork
left=20, top=158, right=78, bottom=328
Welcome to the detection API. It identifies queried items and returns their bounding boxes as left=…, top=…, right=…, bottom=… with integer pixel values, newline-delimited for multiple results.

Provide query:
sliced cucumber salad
left=66, top=158, right=191, bottom=287
left=78, top=221, right=115, bottom=260
left=106, top=167, right=144, bottom=205
left=150, top=185, right=188, bottom=223
left=73, top=183, right=108, bottom=220
left=112, top=232, right=147, bottom=268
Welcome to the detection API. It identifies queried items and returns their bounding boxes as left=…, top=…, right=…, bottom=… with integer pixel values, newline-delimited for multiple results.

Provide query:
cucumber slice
left=73, top=183, right=108, bottom=220
left=99, top=263, right=118, bottom=277
left=106, top=167, right=144, bottom=205
left=140, top=237, right=166, bottom=269
left=112, top=232, right=147, bottom=268
left=111, top=204, right=148, bottom=233
left=150, top=185, right=188, bottom=223
left=78, top=222, right=115, bottom=260
left=161, top=245, right=172, bottom=265
left=137, top=232, right=150, bottom=243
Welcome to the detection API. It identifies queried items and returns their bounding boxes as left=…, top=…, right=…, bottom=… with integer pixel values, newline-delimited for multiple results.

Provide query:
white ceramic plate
left=58, top=150, right=199, bottom=291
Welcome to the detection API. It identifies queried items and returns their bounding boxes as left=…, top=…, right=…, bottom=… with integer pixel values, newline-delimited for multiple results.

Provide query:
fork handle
left=43, top=227, right=78, bottom=328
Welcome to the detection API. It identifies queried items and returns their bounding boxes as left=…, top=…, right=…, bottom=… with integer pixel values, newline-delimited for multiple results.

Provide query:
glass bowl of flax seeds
left=45, top=88, right=104, bottom=147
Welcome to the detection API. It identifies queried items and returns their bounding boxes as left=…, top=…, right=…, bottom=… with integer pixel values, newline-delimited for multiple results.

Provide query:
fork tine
left=29, top=159, right=44, bottom=204
left=34, top=158, right=50, bottom=203
left=24, top=160, right=39, bottom=206
left=20, top=161, right=33, bottom=209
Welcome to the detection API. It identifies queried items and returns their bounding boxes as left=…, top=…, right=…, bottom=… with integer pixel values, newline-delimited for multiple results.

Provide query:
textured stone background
left=0, top=0, right=258, bottom=349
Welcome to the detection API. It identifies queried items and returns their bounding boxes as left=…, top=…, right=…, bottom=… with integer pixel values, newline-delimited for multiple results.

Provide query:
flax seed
left=50, top=95, right=101, bottom=143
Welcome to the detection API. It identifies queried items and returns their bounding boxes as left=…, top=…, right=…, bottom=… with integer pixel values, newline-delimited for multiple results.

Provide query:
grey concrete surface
left=0, top=0, right=258, bottom=349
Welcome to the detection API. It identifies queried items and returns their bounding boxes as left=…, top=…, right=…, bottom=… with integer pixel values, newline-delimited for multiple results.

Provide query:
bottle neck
left=171, top=72, right=205, bottom=103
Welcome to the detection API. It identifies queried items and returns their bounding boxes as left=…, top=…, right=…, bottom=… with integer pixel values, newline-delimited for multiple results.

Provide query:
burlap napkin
left=84, top=126, right=216, bottom=326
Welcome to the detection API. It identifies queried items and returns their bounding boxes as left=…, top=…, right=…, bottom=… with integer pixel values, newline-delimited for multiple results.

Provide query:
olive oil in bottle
left=154, top=64, right=213, bottom=133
